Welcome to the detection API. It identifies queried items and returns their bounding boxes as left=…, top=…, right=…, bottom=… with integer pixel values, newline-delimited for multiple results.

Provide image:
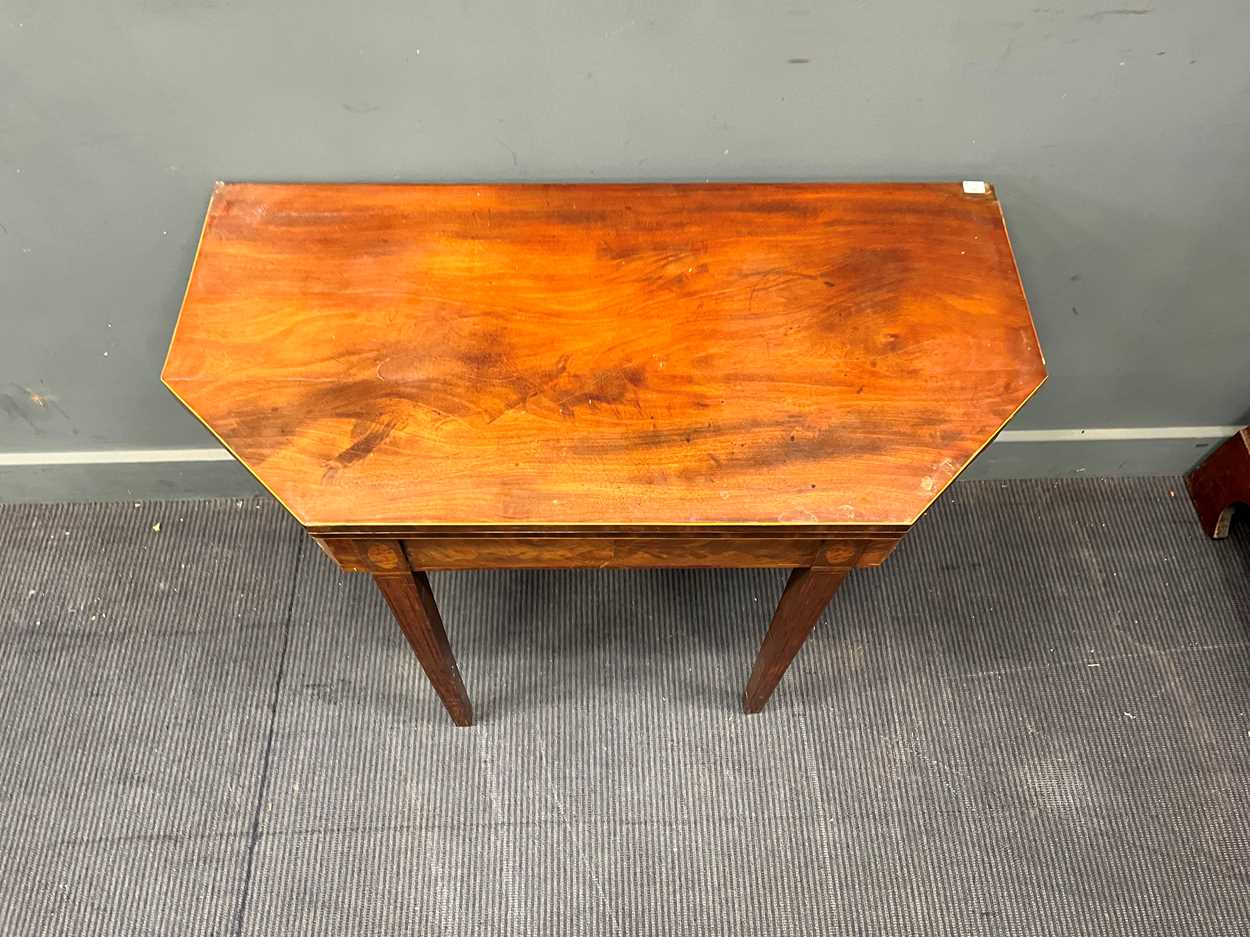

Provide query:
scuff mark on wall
left=1084, top=8, right=1155, bottom=21
left=1, top=384, right=76, bottom=435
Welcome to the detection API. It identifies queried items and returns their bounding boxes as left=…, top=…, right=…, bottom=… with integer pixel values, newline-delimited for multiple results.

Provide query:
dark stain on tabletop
left=815, top=247, right=913, bottom=325
left=334, top=416, right=400, bottom=467
left=551, top=363, right=647, bottom=419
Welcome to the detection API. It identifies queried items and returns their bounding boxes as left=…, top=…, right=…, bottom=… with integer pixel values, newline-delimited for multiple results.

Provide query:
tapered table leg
left=373, top=569, right=473, bottom=726
left=744, top=566, right=850, bottom=714
left=1186, top=427, right=1250, bottom=539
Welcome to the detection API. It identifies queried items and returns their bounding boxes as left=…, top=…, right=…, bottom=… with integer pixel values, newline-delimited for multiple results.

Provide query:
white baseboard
left=996, top=426, right=1240, bottom=443
left=0, top=425, right=1238, bottom=502
left=0, top=448, right=235, bottom=466
left=0, top=426, right=1240, bottom=468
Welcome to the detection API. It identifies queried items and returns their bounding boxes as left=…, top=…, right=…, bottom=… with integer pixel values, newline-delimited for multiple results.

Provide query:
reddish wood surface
left=743, top=566, right=851, bottom=713
left=373, top=567, right=473, bottom=726
left=1186, top=428, right=1250, bottom=538
left=164, top=182, right=1045, bottom=530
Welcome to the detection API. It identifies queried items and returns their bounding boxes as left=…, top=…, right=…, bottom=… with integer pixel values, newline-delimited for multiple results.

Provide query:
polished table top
left=163, top=182, right=1045, bottom=530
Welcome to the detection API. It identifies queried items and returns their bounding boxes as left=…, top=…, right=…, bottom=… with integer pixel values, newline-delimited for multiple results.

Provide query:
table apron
left=314, top=535, right=900, bottom=572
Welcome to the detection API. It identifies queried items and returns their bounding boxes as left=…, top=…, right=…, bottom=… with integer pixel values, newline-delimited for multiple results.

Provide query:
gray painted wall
left=3, top=1, right=1248, bottom=500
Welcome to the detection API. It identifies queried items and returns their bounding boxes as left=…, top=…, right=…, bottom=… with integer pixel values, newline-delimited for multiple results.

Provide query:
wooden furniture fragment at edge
left=1186, top=427, right=1250, bottom=538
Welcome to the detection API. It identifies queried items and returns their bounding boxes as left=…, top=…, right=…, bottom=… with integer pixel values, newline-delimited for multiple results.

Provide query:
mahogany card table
left=163, top=182, right=1046, bottom=726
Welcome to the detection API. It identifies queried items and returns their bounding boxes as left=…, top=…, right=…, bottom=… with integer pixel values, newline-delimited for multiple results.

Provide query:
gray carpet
left=1, top=478, right=1248, bottom=935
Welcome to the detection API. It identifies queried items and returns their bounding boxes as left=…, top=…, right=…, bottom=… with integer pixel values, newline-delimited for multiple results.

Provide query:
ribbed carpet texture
left=1, top=477, right=1248, bottom=935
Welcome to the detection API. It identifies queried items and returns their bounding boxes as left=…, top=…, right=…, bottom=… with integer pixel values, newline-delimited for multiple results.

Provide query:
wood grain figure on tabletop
left=1186, top=427, right=1250, bottom=539
left=163, top=182, right=1045, bottom=530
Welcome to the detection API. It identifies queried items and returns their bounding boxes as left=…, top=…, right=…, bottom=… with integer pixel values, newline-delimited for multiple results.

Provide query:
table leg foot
left=1186, top=427, right=1250, bottom=539
left=373, top=570, right=474, bottom=726
left=743, top=566, right=850, bottom=714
